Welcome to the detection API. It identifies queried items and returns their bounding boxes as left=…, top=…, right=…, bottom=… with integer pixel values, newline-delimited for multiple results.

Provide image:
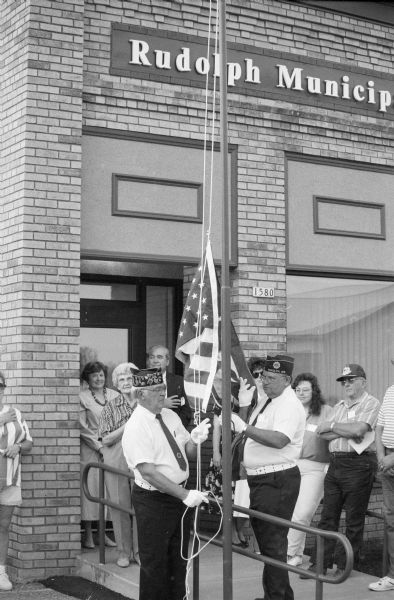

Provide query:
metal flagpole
left=219, top=1, right=233, bottom=599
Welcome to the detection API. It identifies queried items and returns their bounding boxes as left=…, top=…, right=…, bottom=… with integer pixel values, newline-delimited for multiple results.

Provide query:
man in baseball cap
left=302, top=362, right=379, bottom=579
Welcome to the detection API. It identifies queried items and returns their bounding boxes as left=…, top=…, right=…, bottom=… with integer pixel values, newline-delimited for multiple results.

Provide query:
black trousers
left=248, top=466, right=301, bottom=600
left=132, top=485, right=191, bottom=600
left=311, top=452, right=377, bottom=569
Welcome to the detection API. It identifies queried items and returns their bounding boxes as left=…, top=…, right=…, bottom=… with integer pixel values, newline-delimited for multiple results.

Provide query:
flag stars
left=186, top=306, right=191, bottom=311
left=202, top=297, right=207, bottom=303
left=199, top=282, right=205, bottom=289
left=192, top=293, right=198, bottom=299
left=193, top=322, right=198, bottom=328
left=183, top=319, right=187, bottom=325
left=202, top=314, right=208, bottom=321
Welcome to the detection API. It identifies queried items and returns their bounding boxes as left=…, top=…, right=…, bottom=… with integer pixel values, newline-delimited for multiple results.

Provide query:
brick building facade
left=0, top=0, right=393, bottom=581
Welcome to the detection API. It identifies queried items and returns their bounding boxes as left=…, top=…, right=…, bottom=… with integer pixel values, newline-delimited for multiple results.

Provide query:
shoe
left=132, top=552, right=141, bottom=566
left=299, top=564, right=327, bottom=579
left=233, top=540, right=249, bottom=548
left=116, top=556, right=130, bottom=568
left=104, top=535, right=117, bottom=547
left=287, top=555, right=302, bottom=567
left=0, top=572, right=12, bottom=591
left=332, top=568, right=346, bottom=579
left=369, top=576, right=394, bottom=591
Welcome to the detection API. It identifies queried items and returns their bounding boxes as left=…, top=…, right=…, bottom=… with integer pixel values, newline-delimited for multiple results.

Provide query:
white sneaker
left=287, top=555, right=303, bottom=567
left=369, top=576, right=394, bottom=592
left=0, top=572, right=12, bottom=591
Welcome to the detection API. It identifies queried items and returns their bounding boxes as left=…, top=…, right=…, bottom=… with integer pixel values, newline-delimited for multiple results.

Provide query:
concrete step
left=74, top=544, right=392, bottom=600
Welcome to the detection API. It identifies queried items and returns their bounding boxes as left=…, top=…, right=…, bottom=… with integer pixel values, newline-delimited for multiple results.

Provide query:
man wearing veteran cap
left=228, top=354, right=305, bottom=600
left=122, top=368, right=210, bottom=600
left=301, top=363, right=379, bottom=579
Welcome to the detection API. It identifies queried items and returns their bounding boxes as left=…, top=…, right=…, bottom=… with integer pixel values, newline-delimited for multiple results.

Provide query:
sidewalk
left=2, top=544, right=393, bottom=600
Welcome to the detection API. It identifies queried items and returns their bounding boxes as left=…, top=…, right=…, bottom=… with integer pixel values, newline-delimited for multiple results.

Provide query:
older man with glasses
left=301, top=363, right=380, bottom=579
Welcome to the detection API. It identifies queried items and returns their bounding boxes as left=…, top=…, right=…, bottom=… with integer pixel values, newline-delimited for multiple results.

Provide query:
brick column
left=0, top=0, right=83, bottom=580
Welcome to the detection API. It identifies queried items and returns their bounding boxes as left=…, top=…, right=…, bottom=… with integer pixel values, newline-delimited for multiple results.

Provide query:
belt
left=330, top=451, right=374, bottom=458
left=135, top=480, right=156, bottom=491
left=246, top=463, right=295, bottom=476
left=135, top=479, right=187, bottom=491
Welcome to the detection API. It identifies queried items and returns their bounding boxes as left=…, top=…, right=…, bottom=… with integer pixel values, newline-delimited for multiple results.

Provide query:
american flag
left=176, top=240, right=254, bottom=412
left=175, top=240, right=219, bottom=412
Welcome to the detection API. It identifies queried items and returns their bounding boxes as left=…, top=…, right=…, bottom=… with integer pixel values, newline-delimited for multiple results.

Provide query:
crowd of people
left=1, top=345, right=394, bottom=599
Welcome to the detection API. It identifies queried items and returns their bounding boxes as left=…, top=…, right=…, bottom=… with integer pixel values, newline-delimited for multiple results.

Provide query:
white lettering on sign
left=253, top=287, right=275, bottom=298
left=128, top=39, right=261, bottom=87
left=124, top=36, right=394, bottom=115
left=276, top=64, right=393, bottom=113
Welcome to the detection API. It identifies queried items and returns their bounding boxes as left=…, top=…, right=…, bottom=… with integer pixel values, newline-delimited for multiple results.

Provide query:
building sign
left=110, top=24, right=394, bottom=116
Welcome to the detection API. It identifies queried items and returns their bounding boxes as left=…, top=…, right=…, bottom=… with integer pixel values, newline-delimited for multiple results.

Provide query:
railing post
left=315, top=534, right=324, bottom=600
left=98, top=462, right=105, bottom=564
left=383, top=526, right=388, bottom=576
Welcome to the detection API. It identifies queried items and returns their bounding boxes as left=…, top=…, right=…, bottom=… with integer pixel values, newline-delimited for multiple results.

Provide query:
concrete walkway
left=74, top=544, right=394, bottom=600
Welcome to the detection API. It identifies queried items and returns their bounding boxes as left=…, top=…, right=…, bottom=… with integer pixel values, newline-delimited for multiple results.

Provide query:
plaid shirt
left=98, top=394, right=137, bottom=438
left=328, top=392, right=380, bottom=453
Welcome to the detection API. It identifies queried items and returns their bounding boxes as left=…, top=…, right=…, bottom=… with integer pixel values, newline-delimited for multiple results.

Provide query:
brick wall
left=0, top=0, right=83, bottom=581
left=1, top=0, right=393, bottom=580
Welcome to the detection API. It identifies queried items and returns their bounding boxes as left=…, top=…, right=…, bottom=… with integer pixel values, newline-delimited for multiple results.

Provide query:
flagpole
left=219, top=1, right=233, bottom=598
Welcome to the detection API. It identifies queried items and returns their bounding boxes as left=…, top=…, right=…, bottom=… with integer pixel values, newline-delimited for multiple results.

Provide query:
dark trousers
left=311, top=452, right=377, bottom=569
left=132, top=486, right=191, bottom=600
left=248, top=466, right=301, bottom=600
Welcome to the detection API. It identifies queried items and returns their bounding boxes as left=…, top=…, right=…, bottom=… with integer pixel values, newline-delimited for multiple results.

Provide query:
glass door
left=80, top=281, right=146, bottom=387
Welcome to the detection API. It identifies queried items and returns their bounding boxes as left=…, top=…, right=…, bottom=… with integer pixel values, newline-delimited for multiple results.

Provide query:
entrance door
left=80, top=281, right=146, bottom=384
left=80, top=279, right=183, bottom=384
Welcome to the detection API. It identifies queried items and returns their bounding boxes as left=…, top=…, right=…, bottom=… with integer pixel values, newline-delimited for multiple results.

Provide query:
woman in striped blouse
left=0, top=371, right=32, bottom=591
left=98, top=362, right=140, bottom=568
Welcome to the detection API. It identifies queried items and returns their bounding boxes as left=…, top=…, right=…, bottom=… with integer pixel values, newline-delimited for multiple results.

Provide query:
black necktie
left=156, top=413, right=187, bottom=471
left=239, top=398, right=272, bottom=462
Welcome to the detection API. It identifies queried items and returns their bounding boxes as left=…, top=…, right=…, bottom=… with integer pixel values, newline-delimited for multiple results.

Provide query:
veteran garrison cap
left=132, top=368, right=164, bottom=388
left=265, top=354, right=294, bottom=377
left=336, top=363, right=366, bottom=381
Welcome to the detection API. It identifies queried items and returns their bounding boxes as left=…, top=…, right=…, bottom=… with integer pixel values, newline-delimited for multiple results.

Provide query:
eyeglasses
left=0, top=384, right=6, bottom=389
left=341, top=377, right=363, bottom=386
left=295, top=388, right=311, bottom=394
left=252, top=371, right=264, bottom=379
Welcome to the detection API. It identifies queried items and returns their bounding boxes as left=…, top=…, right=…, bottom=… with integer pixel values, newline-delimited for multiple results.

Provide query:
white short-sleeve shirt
left=122, top=404, right=191, bottom=490
left=243, top=385, right=306, bottom=469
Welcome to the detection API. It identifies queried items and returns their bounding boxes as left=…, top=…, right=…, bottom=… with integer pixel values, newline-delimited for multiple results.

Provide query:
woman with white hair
left=98, top=362, right=140, bottom=567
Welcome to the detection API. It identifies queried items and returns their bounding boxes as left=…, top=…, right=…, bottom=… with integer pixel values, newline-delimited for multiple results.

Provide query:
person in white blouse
left=287, top=372, right=333, bottom=567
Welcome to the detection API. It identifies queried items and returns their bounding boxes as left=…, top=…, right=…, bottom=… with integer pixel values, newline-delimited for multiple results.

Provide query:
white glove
left=218, top=412, right=247, bottom=434
left=183, top=489, right=209, bottom=507
left=190, top=418, right=211, bottom=444
left=238, top=377, right=256, bottom=407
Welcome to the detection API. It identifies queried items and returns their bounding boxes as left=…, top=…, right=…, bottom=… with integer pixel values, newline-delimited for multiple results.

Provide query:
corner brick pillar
left=0, top=0, right=83, bottom=580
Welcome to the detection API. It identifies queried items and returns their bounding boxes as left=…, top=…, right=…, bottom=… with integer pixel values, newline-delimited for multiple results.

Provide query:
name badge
left=348, top=410, right=356, bottom=419
left=306, top=423, right=317, bottom=432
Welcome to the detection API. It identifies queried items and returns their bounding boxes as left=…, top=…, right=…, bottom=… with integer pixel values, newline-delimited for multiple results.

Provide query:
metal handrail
left=82, top=461, right=135, bottom=564
left=82, top=461, right=354, bottom=600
